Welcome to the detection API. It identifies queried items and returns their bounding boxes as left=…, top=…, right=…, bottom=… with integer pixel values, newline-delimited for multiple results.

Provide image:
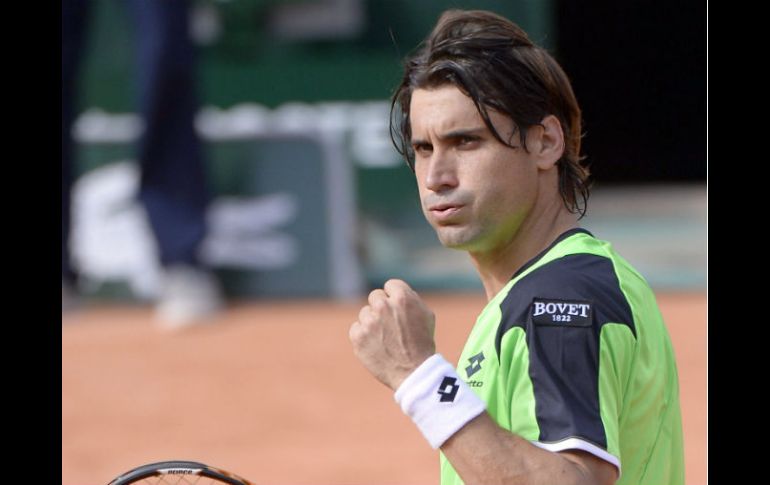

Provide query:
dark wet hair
left=391, top=9, right=591, bottom=217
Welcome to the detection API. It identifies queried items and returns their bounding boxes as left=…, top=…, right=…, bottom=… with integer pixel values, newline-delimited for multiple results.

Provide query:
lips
left=429, top=203, right=464, bottom=222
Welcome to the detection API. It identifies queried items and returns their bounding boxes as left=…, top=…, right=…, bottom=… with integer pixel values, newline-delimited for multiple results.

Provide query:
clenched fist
left=349, top=279, right=436, bottom=390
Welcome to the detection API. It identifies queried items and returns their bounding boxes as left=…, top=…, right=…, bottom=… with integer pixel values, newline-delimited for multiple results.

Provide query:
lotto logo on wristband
left=437, top=376, right=460, bottom=402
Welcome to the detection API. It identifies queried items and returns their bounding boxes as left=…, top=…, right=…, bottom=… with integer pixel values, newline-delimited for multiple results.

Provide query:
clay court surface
left=62, top=291, right=706, bottom=485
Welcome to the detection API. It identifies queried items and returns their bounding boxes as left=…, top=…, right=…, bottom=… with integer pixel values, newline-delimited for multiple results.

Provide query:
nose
left=423, top=149, right=459, bottom=193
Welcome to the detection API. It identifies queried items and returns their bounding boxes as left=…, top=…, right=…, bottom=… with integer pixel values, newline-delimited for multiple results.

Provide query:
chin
left=435, top=226, right=481, bottom=250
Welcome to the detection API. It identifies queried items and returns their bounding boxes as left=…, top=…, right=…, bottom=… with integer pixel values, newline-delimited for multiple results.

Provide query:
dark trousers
left=62, top=0, right=209, bottom=283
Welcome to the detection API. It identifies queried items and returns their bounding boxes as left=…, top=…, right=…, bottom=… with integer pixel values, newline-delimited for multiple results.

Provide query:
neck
left=469, top=205, right=578, bottom=301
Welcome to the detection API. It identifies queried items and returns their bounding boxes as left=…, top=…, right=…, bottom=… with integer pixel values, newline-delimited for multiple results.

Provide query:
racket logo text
left=158, top=468, right=202, bottom=474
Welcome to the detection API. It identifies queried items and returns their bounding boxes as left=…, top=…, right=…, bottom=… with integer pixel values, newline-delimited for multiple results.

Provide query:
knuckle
left=370, top=298, right=388, bottom=312
left=384, top=278, right=404, bottom=291
left=391, top=292, right=406, bottom=306
left=349, top=320, right=371, bottom=343
left=392, top=287, right=412, bottom=305
left=348, top=322, right=361, bottom=343
left=368, top=288, right=386, bottom=306
left=358, top=305, right=369, bottom=322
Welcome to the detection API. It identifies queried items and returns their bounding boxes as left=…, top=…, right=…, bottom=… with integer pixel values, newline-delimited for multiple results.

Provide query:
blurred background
left=62, top=1, right=706, bottom=484
left=66, top=0, right=705, bottom=302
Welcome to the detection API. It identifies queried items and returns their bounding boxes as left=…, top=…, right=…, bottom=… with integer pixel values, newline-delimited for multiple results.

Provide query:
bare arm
left=349, top=279, right=618, bottom=485
left=441, top=412, right=617, bottom=485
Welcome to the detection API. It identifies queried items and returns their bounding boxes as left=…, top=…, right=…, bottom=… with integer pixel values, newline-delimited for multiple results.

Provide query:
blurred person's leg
left=127, top=0, right=222, bottom=325
left=129, top=0, right=206, bottom=268
left=62, top=0, right=91, bottom=309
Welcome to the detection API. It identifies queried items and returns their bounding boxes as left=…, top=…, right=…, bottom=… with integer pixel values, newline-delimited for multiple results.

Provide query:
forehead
left=409, top=85, right=482, bottom=134
left=409, top=85, right=513, bottom=139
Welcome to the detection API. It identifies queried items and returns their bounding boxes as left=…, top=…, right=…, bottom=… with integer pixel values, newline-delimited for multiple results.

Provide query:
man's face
left=409, top=85, right=540, bottom=253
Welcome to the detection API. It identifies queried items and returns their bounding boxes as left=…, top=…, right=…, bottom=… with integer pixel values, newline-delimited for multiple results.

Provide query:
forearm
left=347, top=280, right=615, bottom=484
left=441, top=413, right=609, bottom=485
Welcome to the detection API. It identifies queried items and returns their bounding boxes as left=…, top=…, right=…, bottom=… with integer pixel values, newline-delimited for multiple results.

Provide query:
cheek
left=415, top=177, right=429, bottom=206
left=471, top=164, right=536, bottom=214
left=413, top=164, right=427, bottom=192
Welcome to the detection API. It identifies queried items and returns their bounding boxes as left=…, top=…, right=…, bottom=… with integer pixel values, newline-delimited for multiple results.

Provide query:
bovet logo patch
left=531, top=298, right=592, bottom=327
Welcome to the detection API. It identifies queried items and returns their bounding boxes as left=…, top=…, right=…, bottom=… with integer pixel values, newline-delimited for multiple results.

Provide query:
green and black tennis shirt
left=439, top=228, right=684, bottom=485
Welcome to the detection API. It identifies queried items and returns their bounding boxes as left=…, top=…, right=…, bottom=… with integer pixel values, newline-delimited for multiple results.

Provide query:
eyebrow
left=411, top=127, right=488, bottom=146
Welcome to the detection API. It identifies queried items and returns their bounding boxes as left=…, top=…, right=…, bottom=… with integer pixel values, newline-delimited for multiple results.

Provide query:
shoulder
left=494, top=252, right=637, bottom=355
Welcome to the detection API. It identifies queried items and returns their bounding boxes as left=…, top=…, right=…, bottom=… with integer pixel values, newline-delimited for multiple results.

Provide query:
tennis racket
left=106, top=460, right=256, bottom=485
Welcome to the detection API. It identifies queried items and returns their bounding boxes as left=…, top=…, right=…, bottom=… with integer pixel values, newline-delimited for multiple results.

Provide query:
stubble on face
left=410, top=86, right=537, bottom=255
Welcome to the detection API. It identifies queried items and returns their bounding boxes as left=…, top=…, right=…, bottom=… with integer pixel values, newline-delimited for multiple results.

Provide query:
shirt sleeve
left=495, top=253, right=636, bottom=473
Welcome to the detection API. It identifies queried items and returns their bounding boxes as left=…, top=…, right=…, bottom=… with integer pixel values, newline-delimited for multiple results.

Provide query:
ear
left=531, top=114, right=565, bottom=170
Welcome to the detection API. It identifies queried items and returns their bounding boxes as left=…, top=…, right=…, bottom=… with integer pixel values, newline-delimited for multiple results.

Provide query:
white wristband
left=394, top=353, right=487, bottom=449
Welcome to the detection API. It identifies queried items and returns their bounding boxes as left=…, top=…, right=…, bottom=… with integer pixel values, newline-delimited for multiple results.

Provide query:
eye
left=412, top=143, right=433, bottom=156
left=456, top=135, right=480, bottom=148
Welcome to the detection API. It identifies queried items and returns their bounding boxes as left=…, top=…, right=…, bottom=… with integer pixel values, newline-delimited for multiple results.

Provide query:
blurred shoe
left=155, top=264, right=223, bottom=329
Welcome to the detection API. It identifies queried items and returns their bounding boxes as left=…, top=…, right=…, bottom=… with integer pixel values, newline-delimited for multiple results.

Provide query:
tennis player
left=349, top=9, right=684, bottom=485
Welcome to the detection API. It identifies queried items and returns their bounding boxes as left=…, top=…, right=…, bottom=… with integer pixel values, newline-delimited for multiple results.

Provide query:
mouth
left=428, top=203, right=464, bottom=222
